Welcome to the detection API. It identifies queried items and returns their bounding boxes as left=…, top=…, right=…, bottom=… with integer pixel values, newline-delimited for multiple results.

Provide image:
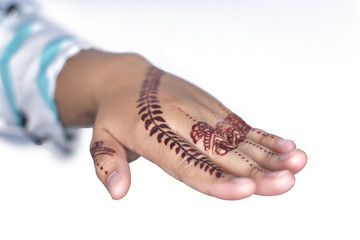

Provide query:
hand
left=56, top=50, right=307, bottom=200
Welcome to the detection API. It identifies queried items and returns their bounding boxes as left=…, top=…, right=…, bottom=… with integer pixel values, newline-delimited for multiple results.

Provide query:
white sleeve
left=0, top=1, right=91, bottom=154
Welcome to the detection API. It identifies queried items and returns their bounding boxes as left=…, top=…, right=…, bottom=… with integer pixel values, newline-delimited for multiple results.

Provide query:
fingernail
left=277, top=138, right=293, bottom=146
left=107, top=171, right=121, bottom=192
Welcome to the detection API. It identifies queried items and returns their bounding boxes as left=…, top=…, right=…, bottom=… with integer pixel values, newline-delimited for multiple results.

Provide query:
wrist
left=55, top=49, right=150, bottom=127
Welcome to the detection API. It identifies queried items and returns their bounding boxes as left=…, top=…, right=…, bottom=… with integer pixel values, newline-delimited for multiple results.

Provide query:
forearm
left=55, top=49, right=150, bottom=127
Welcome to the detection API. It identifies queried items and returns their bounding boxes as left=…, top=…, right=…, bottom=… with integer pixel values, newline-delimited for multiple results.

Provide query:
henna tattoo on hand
left=90, top=141, right=116, bottom=158
left=180, top=108, right=268, bottom=172
left=137, top=67, right=224, bottom=178
left=90, top=141, right=116, bottom=175
left=223, top=113, right=251, bottom=136
left=178, top=107, right=245, bottom=156
left=191, top=122, right=236, bottom=155
left=215, top=122, right=246, bottom=147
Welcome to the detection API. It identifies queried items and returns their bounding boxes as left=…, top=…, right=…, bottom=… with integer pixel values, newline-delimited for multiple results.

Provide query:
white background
left=1, top=0, right=359, bottom=239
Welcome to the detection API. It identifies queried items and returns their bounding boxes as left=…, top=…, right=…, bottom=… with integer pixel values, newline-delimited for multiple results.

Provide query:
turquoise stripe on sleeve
left=37, top=36, right=71, bottom=121
left=0, top=22, right=33, bottom=125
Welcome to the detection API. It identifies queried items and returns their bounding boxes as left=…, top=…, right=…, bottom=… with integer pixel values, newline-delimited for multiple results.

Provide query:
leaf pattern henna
left=136, top=67, right=224, bottom=178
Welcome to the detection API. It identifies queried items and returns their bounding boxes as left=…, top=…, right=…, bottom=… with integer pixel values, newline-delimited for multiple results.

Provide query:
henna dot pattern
left=244, top=140, right=278, bottom=156
left=179, top=107, right=266, bottom=173
left=233, top=150, right=266, bottom=173
left=200, top=104, right=222, bottom=121
left=137, top=67, right=224, bottom=178
left=252, top=128, right=275, bottom=139
left=90, top=141, right=116, bottom=174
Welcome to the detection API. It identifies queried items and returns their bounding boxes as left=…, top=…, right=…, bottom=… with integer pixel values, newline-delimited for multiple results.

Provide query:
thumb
left=90, top=128, right=131, bottom=200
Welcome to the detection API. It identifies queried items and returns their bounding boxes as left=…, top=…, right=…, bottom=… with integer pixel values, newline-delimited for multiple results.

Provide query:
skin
left=55, top=49, right=307, bottom=200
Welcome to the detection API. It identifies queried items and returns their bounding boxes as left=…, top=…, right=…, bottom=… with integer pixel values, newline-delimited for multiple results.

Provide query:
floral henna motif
left=177, top=107, right=245, bottom=156
left=223, top=113, right=251, bottom=136
left=215, top=122, right=246, bottom=146
left=191, top=122, right=236, bottom=156
left=178, top=103, right=267, bottom=172
left=179, top=107, right=271, bottom=173
left=137, top=67, right=224, bottom=178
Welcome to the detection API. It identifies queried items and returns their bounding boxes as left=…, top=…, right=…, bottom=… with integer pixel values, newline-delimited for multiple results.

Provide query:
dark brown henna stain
left=180, top=108, right=267, bottom=172
left=216, top=107, right=276, bottom=164
left=137, top=67, right=224, bottom=178
left=191, top=121, right=236, bottom=156
left=215, top=122, right=246, bottom=146
left=90, top=141, right=116, bottom=159
left=216, top=104, right=252, bottom=136
left=179, top=107, right=243, bottom=156
left=223, top=113, right=251, bottom=136
left=244, top=140, right=278, bottom=156
left=252, top=128, right=275, bottom=139
left=90, top=141, right=116, bottom=174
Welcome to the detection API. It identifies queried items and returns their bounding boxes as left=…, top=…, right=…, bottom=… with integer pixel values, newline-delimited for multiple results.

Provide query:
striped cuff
left=0, top=9, right=90, bottom=154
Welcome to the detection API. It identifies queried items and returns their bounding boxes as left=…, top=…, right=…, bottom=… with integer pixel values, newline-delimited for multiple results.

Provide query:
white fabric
left=0, top=0, right=90, bottom=154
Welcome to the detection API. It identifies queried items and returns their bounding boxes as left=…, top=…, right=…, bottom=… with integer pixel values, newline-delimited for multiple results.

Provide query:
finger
left=136, top=121, right=256, bottom=200
left=211, top=107, right=306, bottom=173
left=188, top=129, right=295, bottom=196
left=215, top=105, right=252, bottom=136
left=173, top=108, right=295, bottom=196
left=90, top=127, right=131, bottom=200
left=237, top=138, right=307, bottom=173
left=246, top=128, right=296, bottom=154
left=214, top=105, right=296, bottom=153
left=215, top=119, right=306, bottom=173
left=179, top=163, right=257, bottom=201
left=136, top=110, right=256, bottom=199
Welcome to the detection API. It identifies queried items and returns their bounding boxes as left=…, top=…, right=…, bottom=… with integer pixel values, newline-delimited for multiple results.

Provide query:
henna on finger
left=215, top=121, right=246, bottom=146
left=190, top=121, right=236, bottom=156
left=249, top=128, right=277, bottom=140
left=178, top=108, right=267, bottom=173
left=217, top=105, right=251, bottom=134
left=222, top=113, right=251, bottom=136
left=218, top=104, right=281, bottom=144
left=218, top=111, right=278, bottom=156
left=136, top=67, right=224, bottom=178
left=178, top=107, right=245, bottom=156
left=90, top=141, right=116, bottom=175
left=198, top=104, right=247, bottom=146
